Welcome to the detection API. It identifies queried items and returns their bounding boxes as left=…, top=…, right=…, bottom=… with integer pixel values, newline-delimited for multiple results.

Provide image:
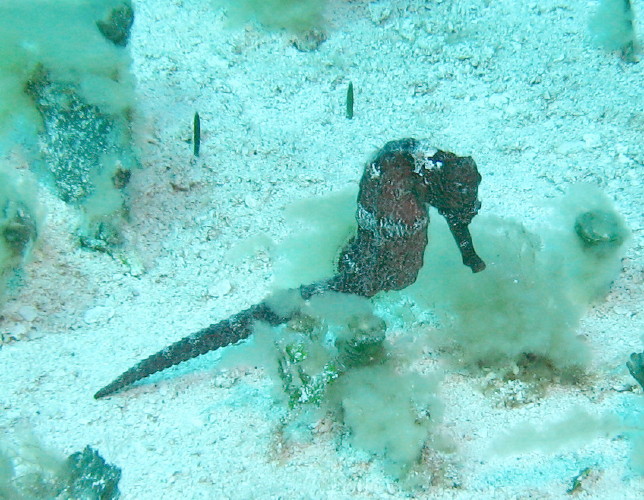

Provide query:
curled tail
left=94, top=302, right=288, bottom=398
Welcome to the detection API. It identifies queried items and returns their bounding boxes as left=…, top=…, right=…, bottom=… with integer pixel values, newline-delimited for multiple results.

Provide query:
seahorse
left=94, top=138, right=485, bottom=399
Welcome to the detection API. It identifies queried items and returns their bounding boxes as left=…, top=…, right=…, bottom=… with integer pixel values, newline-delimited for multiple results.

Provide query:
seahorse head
left=423, top=150, right=482, bottom=226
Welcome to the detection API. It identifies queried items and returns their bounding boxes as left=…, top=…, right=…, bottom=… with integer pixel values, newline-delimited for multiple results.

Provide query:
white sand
left=1, top=0, right=643, bottom=498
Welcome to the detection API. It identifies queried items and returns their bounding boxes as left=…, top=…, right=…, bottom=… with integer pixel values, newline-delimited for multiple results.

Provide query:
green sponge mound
left=0, top=166, right=41, bottom=302
left=409, top=184, right=629, bottom=377
left=0, top=0, right=138, bottom=251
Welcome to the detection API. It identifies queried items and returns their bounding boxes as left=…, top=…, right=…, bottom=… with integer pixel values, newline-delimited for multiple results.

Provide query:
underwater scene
left=0, top=0, right=642, bottom=498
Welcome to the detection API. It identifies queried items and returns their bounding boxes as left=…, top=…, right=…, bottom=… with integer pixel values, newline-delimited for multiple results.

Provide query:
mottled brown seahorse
left=94, top=138, right=485, bottom=399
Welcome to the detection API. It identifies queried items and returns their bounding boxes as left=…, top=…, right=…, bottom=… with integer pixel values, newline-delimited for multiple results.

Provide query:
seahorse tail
left=94, top=302, right=287, bottom=398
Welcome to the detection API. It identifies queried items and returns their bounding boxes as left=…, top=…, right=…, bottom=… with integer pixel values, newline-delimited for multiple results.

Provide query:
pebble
left=212, top=370, right=237, bottom=388
left=7, top=323, right=28, bottom=338
left=209, top=279, right=232, bottom=297
left=18, top=305, right=38, bottom=322
left=369, top=2, right=392, bottom=24
left=613, top=305, right=629, bottom=315
left=244, top=194, right=258, bottom=209
left=83, top=306, right=115, bottom=324
left=583, top=133, right=601, bottom=149
left=126, top=255, right=145, bottom=277
left=489, top=94, right=509, bottom=108
left=555, top=140, right=584, bottom=155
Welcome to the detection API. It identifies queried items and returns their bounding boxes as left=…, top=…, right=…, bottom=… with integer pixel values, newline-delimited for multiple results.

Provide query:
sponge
left=0, top=0, right=138, bottom=250
left=408, top=184, right=628, bottom=377
left=213, top=0, right=329, bottom=32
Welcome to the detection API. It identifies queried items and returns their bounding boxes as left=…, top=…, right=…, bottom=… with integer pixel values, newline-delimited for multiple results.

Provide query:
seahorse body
left=94, top=139, right=485, bottom=399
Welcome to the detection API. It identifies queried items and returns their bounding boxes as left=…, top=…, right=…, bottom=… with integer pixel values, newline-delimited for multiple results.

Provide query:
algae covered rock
left=0, top=0, right=138, bottom=251
left=574, top=209, right=628, bottom=255
left=627, top=352, right=644, bottom=390
left=0, top=430, right=121, bottom=500
left=96, top=1, right=134, bottom=47
left=60, top=446, right=122, bottom=500
left=336, top=312, right=387, bottom=369
left=0, top=167, right=40, bottom=303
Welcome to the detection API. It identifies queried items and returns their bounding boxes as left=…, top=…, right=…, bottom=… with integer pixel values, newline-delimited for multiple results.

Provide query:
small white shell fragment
left=212, top=370, right=237, bottom=388
left=83, top=306, right=115, bottom=325
left=18, top=305, right=38, bottom=322
left=489, top=93, right=508, bottom=108
left=555, top=140, right=584, bottom=155
left=369, top=2, right=391, bottom=24
left=8, top=323, right=28, bottom=338
left=583, top=133, right=601, bottom=149
left=209, top=279, right=232, bottom=297
left=126, top=254, right=145, bottom=276
left=244, top=194, right=258, bottom=209
left=613, top=305, right=629, bottom=315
